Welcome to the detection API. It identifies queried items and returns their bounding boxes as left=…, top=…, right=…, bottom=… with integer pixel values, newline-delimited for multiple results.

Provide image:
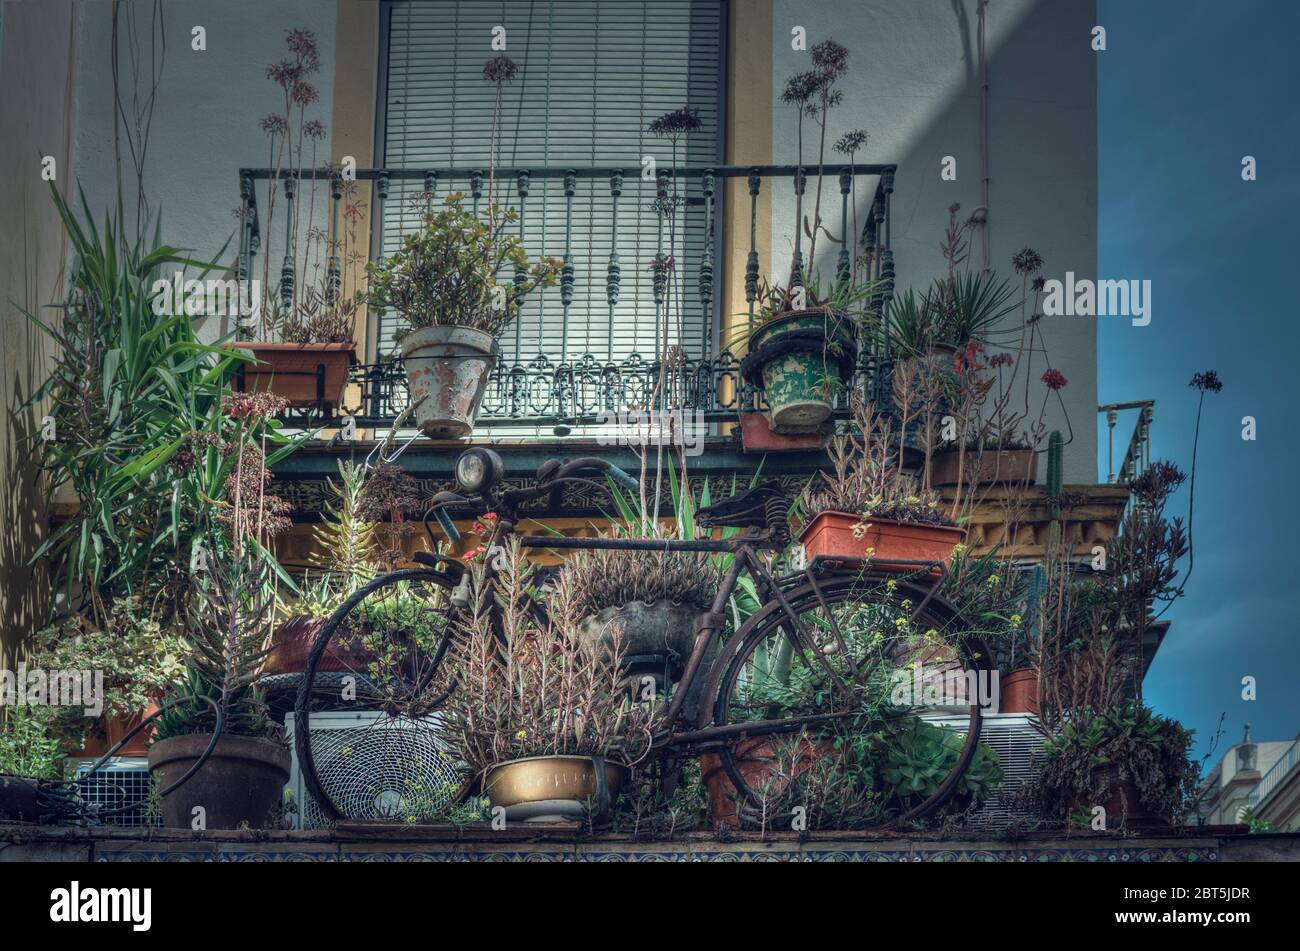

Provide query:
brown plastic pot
left=148, top=733, right=290, bottom=830
left=930, top=448, right=1038, bottom=487
left=231, top=341, right=354, bottom=410
left=799, top=511, right=965, bottom=571
left=999, top=668, right=1040, bottom=714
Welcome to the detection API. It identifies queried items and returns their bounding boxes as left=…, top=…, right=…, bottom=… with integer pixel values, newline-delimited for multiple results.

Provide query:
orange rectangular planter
left=799, top=511, right=965, bottom=571
left=230, top=342, right=355, bottom=410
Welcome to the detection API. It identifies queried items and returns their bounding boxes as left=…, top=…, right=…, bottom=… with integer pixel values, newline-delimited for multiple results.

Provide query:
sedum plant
left=366, top=194, right=561, bottom=338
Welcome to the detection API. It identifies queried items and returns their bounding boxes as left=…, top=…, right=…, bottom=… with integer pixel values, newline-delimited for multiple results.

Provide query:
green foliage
left=153, top=542, right=280, bottom=741
left=881, top=716, right=1002, bottom=804
left=1029, top=702, right=1200, bottom=826
left=0, top=707, right=63, bottom=779
left=367, top=193, right=561, bottom=337
left=886, top=270, right=1018, bottom=356
left=24, top=183, right=246, bottom=612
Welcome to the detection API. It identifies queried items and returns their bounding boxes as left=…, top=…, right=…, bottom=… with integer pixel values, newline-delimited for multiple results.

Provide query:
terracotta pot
left=742, top=310, right=856, bottom=435
left=930, top=448, right=1038, bottom=487
left=148, top=733, right=290, bottom=830
left=738, top=411, right=828, bottom=453
left=999, top=668, right=1040, bottom=714
left=799, top=511, right=965, bottom=571
left=400, top=325, right=499, bottom=438
left=104, top=703, right=161, bottom=757
left=70, top=704, right=160, bottom=759
left=1071, top=764, right=1168, bottom=832
left=231, top=341, right=354, bottom=409
left=700, top=736, right=833, bottom=829
left=483, top=755, right=628, bottom=822
left=262, top=615, right=373, bottom=677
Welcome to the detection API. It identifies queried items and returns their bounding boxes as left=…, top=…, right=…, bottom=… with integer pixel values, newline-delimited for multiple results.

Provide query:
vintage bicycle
left=291, top=448, right=993, bottom=828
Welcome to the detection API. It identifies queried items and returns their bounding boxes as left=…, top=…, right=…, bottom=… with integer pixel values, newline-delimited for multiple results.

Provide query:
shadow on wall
left=0, top=191, right=62, bottom=670
left=771, top=0, right=1098, bottom=482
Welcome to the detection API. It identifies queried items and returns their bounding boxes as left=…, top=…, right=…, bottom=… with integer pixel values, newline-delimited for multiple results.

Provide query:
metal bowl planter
left=400, top=325, right=500, bottom=438
left=147, top=734, right=291, bottom=830
left=0, top=775, right=42, bottom=822
left=483, top=755, right=628, bottom=822
left=741, top=309, right=858, bottom=435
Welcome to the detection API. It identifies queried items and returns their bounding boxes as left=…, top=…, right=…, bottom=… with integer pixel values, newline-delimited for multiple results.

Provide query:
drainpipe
left=973, top=0, right=991, bottom=273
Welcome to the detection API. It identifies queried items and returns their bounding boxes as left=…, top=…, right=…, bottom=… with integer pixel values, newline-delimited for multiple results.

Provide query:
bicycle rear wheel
left=706, top=572, right=994, bottom=830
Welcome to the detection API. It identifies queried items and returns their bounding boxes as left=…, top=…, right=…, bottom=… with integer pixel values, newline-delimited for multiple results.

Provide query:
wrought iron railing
left=237, top=163, right=898, bottom=430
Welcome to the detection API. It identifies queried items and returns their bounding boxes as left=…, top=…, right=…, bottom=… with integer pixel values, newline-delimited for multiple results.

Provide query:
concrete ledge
left=5, top=823, right=1294, bottom=862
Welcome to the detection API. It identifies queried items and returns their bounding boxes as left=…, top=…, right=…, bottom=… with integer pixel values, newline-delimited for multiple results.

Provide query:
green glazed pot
left=744, top=309, right=856, bottom=434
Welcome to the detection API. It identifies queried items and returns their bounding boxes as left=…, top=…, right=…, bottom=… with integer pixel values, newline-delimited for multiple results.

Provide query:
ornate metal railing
left=237, top=163, right=898, bottom=431
left=1247, top=736, right=1299, bottom=810
left=1099, top=400, right=1154, bottom=484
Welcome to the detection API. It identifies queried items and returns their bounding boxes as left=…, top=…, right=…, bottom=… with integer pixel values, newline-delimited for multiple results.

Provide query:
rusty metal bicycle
left=292, top=448, right=993, bottom=828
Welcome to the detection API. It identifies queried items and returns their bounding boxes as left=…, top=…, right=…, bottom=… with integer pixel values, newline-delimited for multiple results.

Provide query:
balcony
left=236, top=163, right=899, bottom=432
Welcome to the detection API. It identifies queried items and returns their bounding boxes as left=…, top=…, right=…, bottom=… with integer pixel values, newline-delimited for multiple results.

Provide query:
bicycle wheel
left=705, top=572, right=994, bottom=830
left=293, top=568, right=465, bottom=826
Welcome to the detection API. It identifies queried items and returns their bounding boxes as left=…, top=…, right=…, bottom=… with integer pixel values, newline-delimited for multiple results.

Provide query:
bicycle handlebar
left=422, top=456, right=641, bottom=545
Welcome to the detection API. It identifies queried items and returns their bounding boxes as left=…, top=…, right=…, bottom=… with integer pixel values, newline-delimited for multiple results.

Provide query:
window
left=377, top=0, right=725, bottom=365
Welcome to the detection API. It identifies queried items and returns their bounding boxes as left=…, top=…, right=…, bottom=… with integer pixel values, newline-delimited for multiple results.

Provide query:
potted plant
left=737, top=41, right=875, bottom=436
left=799, top=394, right=964, bottom=568
left=232, top=28, right=358, bottom=412
left=0, top=707, right=64, bottom=822
left=263, top=460, right=378, bottom=677
left=437, top=542, right=659, bottom=822
left=28, top=599, right=188, bottom=758
left=1029, top=703, right=1199, bottom=831
left=149, top=544, right=289, bottom=830
left=367, top=196, right=560, bottom=437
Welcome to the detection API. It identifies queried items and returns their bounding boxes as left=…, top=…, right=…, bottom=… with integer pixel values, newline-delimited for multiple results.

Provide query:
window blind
left=379, top=0, right=724, bottom=365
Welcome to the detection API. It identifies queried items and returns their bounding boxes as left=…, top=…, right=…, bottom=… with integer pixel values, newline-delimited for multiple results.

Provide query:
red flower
left=1041, top=369, right=1068, bottom=391
left=989, top=353, right=1014, bottom=369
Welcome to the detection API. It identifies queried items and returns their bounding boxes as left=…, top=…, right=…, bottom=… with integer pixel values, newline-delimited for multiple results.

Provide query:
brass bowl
left=484, top=755, right=628, bottom=822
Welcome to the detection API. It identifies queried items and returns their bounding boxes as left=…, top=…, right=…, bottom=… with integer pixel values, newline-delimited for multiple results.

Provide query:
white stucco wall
left=769, top=0, right=1098, bottom=482
left=72, top=0, right=338, bottom=339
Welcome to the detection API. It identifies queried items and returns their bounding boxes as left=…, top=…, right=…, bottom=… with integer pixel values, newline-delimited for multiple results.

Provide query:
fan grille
left=289, top=714, right=461, bottom=828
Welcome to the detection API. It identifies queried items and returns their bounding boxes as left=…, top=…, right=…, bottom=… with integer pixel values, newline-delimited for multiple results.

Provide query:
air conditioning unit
left=284, top=711, right=461, bottom=829
left=920, top=712, right=1044, bottom=830
left=68, top=757, right=154, bottom=828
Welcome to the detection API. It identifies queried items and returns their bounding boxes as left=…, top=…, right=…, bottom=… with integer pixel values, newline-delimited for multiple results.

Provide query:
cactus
left=1046, top=430, right=1063, bottom=551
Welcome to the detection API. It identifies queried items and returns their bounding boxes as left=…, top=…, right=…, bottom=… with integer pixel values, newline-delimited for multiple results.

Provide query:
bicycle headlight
left=455, top=447, right=504, bottom=495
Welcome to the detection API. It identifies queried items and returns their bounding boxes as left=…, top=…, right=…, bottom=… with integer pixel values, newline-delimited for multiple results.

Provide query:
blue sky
left=1098, top=0, right=1300, bottom=758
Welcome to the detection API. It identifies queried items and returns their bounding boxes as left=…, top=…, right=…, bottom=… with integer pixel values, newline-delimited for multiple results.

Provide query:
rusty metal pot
left=400, top=325, right=499, bottom=438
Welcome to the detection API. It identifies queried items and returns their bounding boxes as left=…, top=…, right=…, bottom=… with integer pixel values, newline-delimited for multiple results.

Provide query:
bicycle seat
left=695, top=483, right=786, bottom=530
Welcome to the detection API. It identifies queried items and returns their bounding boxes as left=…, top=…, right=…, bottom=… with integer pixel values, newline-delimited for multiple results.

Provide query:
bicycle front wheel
left=292, top=568, right=464, bottom=826
left=706, top=572, right=994, bottom=830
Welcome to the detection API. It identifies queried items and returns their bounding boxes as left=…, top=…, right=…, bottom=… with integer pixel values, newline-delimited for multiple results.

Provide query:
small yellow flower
left=515, top=729, right=527, bottom=740
left=1010, top=614, right=1023, bottom=627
